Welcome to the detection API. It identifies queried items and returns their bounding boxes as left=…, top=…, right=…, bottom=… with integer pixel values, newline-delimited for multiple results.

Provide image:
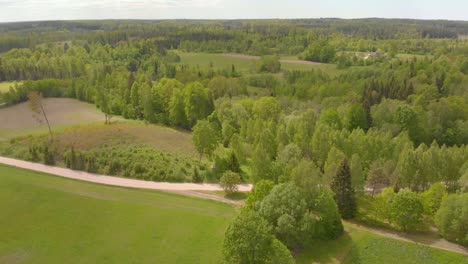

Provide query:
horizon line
left=1, top=17, right=468, bottom=24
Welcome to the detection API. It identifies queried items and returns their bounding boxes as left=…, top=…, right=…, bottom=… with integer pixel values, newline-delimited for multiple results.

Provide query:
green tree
left=152, top=78, right=183, bottom=124
left=350, top=154, right=365, bottom=193
left=244, top=180, right=275, bottom=210
left=331, top=159, right=356, bottom=219
left=253, top=97, right=282, bottom=122
left=257, top=56, right=281, bottom=73
left=347, top=104, right=369, bottom=131
left=130, top=82, right=142, bottom=118
left=435, top=193, right=468, bottom=246
left=140, top=82, right=155, bottom=123
left=258, top=183, right=314, bottom=248
left=223, top=211, right=293, bottom=264
left=192, top=120, right=219, bottom=160
left=373, top=187, right=396, bottom=223
left=390, top=189, right=425, bottom=231
left=168, top=88, right=188, bottom=128
left=319, top=109, right=343, bottom=129
left=220, top=171, right=241, bottom=194
left=421, top=182, right=447, bottom=215
left=192, top=167, right=203, bottom=183
left=184, top=82, right=213, bottom=127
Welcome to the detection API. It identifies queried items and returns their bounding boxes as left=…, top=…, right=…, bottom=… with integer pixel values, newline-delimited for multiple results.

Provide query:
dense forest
left=0, top=19, right=467, bottom=261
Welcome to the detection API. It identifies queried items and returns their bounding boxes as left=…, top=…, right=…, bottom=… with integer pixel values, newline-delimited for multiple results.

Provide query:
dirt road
left=345, top=221, right=468, bottom=255
left=0, top=156, right=252, bottom=192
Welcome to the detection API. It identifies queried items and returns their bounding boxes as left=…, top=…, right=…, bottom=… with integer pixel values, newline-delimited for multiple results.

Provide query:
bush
left=257, top=56, right=281, bottom=73
left=192, top=167, right=204, bottom=183
left=220, top=171, right=241, bottom=194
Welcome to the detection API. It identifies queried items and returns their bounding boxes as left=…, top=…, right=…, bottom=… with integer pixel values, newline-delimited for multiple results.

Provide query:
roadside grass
left=197, top=190, right=248, bottom=201
left=0, top=164, right=234, bottom=264
left=0, top=81, right=20, bottom=93
left=296, top=223, right=468, bottom=264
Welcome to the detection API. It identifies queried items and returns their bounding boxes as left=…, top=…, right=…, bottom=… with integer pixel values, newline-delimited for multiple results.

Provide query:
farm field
left=0, top=98, right=196, bottom=156
left=0, top=164, right=234, bottom=264
left=1, top=165, right=466, bottom=264
left=0, top=98, right=107, bottom=139
left=177, top=52, right=341, bottom=75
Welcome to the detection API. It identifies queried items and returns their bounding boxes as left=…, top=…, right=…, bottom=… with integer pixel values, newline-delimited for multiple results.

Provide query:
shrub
left=220, top=171, right=241, bottom=194
left=192, top=167, right=204, bottom=183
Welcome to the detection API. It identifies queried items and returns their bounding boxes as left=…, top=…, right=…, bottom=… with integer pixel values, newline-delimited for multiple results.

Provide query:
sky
left=0, top=0, right=467, bottom=22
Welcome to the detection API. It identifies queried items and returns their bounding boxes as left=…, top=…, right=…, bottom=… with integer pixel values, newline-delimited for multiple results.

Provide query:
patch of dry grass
left=57, top=122, right=197, bottom=157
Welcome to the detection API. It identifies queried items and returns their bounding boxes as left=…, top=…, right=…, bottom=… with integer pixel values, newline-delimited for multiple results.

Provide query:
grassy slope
left=0, top=165, right=466, bottom=263
left=177, top=52, right=341, bottom=75
left=297, top=224, right=467, bottom=264
left=0, top=165, right=234, bottom=264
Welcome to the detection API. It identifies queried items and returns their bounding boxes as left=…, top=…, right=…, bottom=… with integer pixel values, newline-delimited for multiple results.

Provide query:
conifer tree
left=331, top=159, right=356, bottom=219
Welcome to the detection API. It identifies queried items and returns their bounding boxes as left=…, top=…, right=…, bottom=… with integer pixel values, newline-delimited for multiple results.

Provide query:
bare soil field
left=0, top=98, right=105, bottom=138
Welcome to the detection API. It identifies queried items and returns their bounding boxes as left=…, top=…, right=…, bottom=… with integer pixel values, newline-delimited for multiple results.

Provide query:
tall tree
left=223, top=211, right=294, bottom=264
left=331, top=159, right=356, bottom=219
left=347, top=104, right=369, bottom=131
left=192, top=120, right=219, bottom=160
left=28, top=91, right=52, bottom=138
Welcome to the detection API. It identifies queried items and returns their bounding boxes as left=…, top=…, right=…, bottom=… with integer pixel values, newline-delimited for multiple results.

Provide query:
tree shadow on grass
left=295, top=231, right=358, bottom=264
left=224, top=192, right=247, bottom=201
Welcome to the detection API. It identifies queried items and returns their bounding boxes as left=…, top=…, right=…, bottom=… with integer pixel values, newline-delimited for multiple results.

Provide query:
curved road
left=0, top=156, right=252, bottom=192
left=0, top=156, right=466, bottom=255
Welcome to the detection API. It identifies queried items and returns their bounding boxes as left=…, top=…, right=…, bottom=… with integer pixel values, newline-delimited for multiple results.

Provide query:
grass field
left=0, top=164, right=234, bottom=263
left=297, top=223, right=467, bottom=264
left=0, top=165, right=466, bottom=263
left=177, top=52, right=341, bottom=75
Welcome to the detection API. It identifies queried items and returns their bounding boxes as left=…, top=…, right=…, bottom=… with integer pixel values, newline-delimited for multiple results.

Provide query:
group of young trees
left=223, top=180, right=343, bottom=263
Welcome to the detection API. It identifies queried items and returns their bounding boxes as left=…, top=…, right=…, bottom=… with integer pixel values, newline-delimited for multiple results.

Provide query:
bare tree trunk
left=40, top=104, right=53, bottom=140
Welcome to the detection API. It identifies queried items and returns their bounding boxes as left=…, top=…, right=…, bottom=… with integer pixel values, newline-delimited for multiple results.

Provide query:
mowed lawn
left=177, top=52, right=341, bottom=75
left=0, top=165, right=235, bottom=264
left=297, top=224, right=468, bottom=264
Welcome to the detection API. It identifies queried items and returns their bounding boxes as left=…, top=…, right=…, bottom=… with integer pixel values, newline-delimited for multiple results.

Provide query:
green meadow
left=0, top=165, right=466, bottom=263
